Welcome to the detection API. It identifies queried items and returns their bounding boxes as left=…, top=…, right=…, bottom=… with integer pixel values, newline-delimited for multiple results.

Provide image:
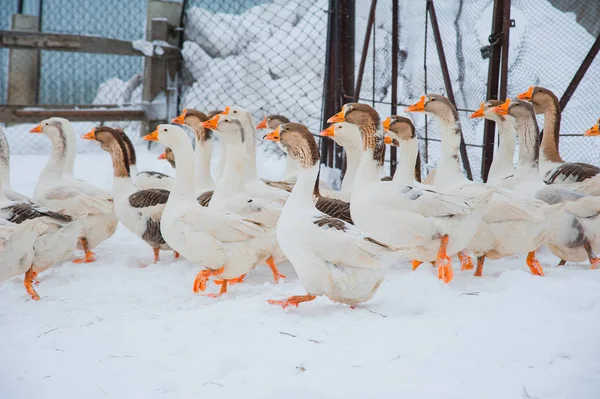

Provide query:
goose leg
left=526, top=251, right=544, bottom=276
left=174, top=251, right=180, bottom=259
left=474, top=255, right=485, bottom=277
left=458, top=251, right=474, bottom=271
left=266, top=256, right=286, bottom=283
left=584, top=242, right=599, bottom=270
left=24, top=267, right=40, bottom=300
left=31, top=270, right=40, bottom=285
left=73, top=237, right=96, bottom=263
left=436, top=235, right=453, bottom=283
left=153, top=248, right=160, bottom=263
left=268, top=294, right=316, bottom=309
left=193, top=266, right=225, bottom=293
left=558, top=259, right=567, bottom=266
left=412, top=260, right=422, bottom=270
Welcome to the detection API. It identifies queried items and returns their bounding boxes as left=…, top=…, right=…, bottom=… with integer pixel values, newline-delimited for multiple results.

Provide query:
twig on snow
left=280, top=331, right=322, bottom=344
left=108, top=354, right=135, bottom=359
left=364, top=307, right=388, bottom=317
left=38, top=327, right=58, bottom=338
left=202, top=381, right=224, bottom=387
left=522, top=386, right=541, bottom=399
left=459, top=292, right=480, bottom=297
left=279, top=331, right=297, bottom=338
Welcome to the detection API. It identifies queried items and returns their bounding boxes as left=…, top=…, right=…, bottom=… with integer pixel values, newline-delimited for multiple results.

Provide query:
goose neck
left=487, top=121, right=517, bottom=183
left=194, top=137, right=215, bottom=192
left=169, top=137, right=196, bottom=201
left=242, top=122, right=258, bottom=181
left=540, top=106, right=564, bottom=163
left=434, top=119, right=464, bottom=186
left=353, top=148, right=381, bottom=197
left=215, top=140, right=246, bottom=199
left=288, top=163, right=319, bottom=210
left=514, top=118, right=540, bottom=177
left=392, top=139, right=418, bottom=186
left=41, top=136, right=67, bottom=180
left=340, top=145, right=362, bottom=195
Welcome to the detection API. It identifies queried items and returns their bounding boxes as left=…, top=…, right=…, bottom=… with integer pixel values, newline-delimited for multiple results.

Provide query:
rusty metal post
left=481, top=0, right=504, bottom=181
left=427, top=0, right=473, bottom=181
left=354, top=0, right=377, bottom=101
left=559, top=34, right=600, bottom=111
left=389, top=0, right=399, bottom=178
left=321, top=0, right=337, bottom=166
left=337, top=0, right=355, bottom=171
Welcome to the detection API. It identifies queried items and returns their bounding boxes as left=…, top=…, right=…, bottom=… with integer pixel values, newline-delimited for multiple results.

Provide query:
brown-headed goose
left=158, top=147, right=176, bottom=169
left=517, top=86, right=600, bottom=184
left=264, top=123, right=409, bottom=308
left=492, top=99, right=600, bottom=269
left=256, top=114, right=296, bottom=190
left=329, top=102, right=493, bottom=283
left=30, top=118, right=118, bottom=263
left=115, top=128, right=173, bottom=190
left=82, top=126, right=176, bottom=264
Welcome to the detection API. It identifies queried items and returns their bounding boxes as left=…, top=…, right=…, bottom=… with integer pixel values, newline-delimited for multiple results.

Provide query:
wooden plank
left=7, top=15, right=39, bottom=106
left=0, top=30, right=180, bottom=59
left=0, top=106, right=146, bottom=123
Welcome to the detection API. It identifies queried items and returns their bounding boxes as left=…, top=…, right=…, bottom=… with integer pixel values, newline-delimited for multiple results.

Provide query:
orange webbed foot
left=435, top=235, right=453, bottom=283
left=24, top=268, right=40, bottom=301
left=214, top=273, right=245, bottom=286
left=412, top=260, right=423, bottom=271
left=204, top=279, right=229, bottom=297
left=266, top=256, right=286, bottom=283
left=73, top=251, right=96, bottom=264
left=526, top=252, right=544, bottom=276
left=192, top=266, right=225, bottom=293
left=174, top=251, right=180, bottom=259
left=267, top=294, right=316, bottom=309
left=458, top=251, right=474, bottom=271
left=590, top=258, right=599, bottom=270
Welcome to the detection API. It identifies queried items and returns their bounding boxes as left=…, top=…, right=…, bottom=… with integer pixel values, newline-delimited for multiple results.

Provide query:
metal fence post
left=481, top=0, right=504, bottom=182
left=426, top=0, right=473, bottom=181
left=558, top=34, right=600, bottom=111
left=7, top=14, right=40, bottom=107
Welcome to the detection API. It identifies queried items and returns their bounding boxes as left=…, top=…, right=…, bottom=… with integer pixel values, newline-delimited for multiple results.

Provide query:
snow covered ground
left=2, top=148, right=600, bottom=398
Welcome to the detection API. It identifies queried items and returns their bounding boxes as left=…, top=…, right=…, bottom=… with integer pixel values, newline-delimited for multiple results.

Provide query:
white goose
left=406, top=94, right=552, bottom=277
left=381, top=116, right=420, bottom=185
left=171, top=108, right=219, bottom=200
left=116, top=128, right=173, bottom=191
left=222, top=106, right=289, bottom=204
left=0, top=126, right=33, bottom=203
left=83, top=126, right=176, bottom=264
left=264, top=123, right=408, bottom=308
left=329, top=103, right=492, bottom=283
left=201, top=113, right=286, bottom=281
left=517, top=86, right=600, bottom=184
left=256, top=114, right=297, bottom=188
left=491, top=99, right=600, bottom=269
left=30, top=118, right=118, bottom=263
left=144, top=124, right=281, bottom=297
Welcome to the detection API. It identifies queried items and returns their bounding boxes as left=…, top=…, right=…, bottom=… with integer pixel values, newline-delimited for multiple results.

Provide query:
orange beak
left=382, top=116, right=392, bottom=131
left=221, top=106, right=230, bottom=115
left=171, top=108, right=187, bottom=124
left=406, top=96, right=426, bottom=113
left=263, top=126, right=281, bottom=141
left=201, top=114, right=220, bottom=130
left=143, top=129, right=159, bottom=142
left=327, top=110, right=345, bottom=123
left=81, top=129, right=96, bottom=140
left=256, top=116, right=267, bottom=129
left=491, top=99, right=510, bottom=115
left=470, top=103, right=485, bottom=119
left=517, top=86, right=534, bottom=101
left=319, top=125, right=335, bottom=137
left=384, top=136, right=393, bottom=145
left=584, top=122, right=600, bottom=137
left=158, top=152, right=167, bottom=160
left=30, top=124, right=42, bottom=133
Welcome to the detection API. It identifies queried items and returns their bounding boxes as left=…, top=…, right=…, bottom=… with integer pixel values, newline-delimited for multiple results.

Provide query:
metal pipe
left=390, top=0, right=399, bottom=177
left=427, top=0, right=473, bottom=181
left=353, top=0, right=377, bottom=101
left=499, top=0, right=510, bottom=100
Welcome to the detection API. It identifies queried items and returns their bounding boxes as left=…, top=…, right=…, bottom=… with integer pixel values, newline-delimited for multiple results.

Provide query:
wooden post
left=142, top=0, right=183, bottom=136
left=7, top=14, right=39, bottom=106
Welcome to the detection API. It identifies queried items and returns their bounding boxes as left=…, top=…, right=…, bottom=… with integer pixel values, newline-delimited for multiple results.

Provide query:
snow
left=2, top=149, right=600, bottom=398
left=133, top=39, right=155, bottom=57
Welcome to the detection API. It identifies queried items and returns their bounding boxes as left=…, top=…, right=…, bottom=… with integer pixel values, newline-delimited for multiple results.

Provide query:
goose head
left=171, top=108, right=213, bottom=143
left=491, top=98, right=535, bottom=126
left=264, top=123, right=319, bottom=168
left=200, top=114, right=246, bottom=145
left=328, top=103, right=383, bottom=152
left=222, top=106, right=254, bottom=130
left=584, top=119, right=600, bottom=137
left=29, top=118, right=71, bottom=150
left=142, top=124, right=188, bottom=148
left=319, top=122, right=362, bottom=150
left=517, top=86, right=559, bottom=114
left=470, top=99, right=507, bottom=124
left=406, top=94, right=458, bottom=124
left=82, top=126, right=125, bottom=153
left=382, top=116, right=415, bottom=146
left=158, top=147, right=176, bottom=168
left=256, top=114, right=290, bottom=130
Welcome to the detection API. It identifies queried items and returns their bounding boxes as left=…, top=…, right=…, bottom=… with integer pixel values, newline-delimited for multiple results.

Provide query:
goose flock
left=1, top=86, right=599, bottom=308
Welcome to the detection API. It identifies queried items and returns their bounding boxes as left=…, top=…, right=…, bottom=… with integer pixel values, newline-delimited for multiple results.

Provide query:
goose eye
left=44, top=123, right=49, bottom=126
left=163, top=128, right=167, bottom=131
left=285, top=128, right=290, bottom=131
left=429, top=98, right=436, bottom=102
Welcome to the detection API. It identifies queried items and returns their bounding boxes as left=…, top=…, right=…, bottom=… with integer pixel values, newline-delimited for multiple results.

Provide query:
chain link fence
left=179, top=0, right=328, bottom=161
